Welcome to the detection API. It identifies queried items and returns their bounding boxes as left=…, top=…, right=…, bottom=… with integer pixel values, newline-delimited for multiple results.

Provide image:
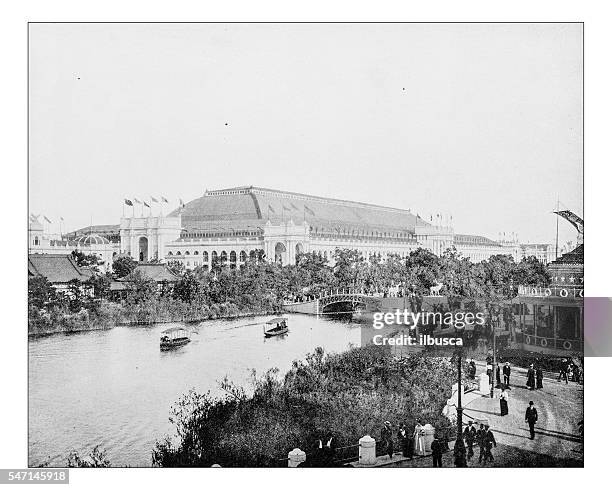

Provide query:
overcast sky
left=29, top=23, right=583, bottom=245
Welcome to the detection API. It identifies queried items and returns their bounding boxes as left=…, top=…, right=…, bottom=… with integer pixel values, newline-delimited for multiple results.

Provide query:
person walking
left=381, top=421, right=394, bottom=459
left=478, top=425, right=496, bottom=464
left=558, top=359, right=569, bottom=383
left=397, top=423, right=413, bottom=459
left=469, top=359, right=477, bottom=379
left=525, top=401, right=538, bottom=440
left=499, top=388, right=509, bottom=416
left=536, top=366, right=544, bottom=390
left=430, top=435, right=443, bottom=467
left=502, top=362, right=511, bottom=387
left=463, top=421, right=477, bottom=460
left=526, top=363, right=536, bottom=390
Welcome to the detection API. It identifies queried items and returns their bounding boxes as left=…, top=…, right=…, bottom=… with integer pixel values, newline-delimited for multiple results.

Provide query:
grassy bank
left=152, top=344, right=457, bottom=467
left=28, top=298, right=280, bottom=337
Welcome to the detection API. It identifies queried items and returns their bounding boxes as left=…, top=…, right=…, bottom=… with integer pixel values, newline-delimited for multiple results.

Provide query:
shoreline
left=28, top=308, right=280, bottom=338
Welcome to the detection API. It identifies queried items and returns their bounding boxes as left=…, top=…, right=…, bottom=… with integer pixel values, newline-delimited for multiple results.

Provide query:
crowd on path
left=299, top=356, right=582, bottom=467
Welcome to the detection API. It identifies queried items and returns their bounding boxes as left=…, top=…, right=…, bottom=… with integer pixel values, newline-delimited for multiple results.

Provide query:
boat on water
left=160, top=327, right=191, bottom=350
left=264, top=317, right=289, bottom=337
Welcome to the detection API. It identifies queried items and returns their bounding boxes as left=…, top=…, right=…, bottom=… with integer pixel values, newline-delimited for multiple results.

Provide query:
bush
left=152, top=345, right=456, bottom=467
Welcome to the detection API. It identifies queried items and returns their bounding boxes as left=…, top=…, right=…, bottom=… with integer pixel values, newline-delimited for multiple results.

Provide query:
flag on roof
left=143, top=201, right=150, bottom=208
left=43, top=216, right=52, bottom=223
left=124, top=199, right=133, bottom=206
left=151, top=196, right=159, bottom=203
left=133, top=198, right=142, bottom=204
left=282, top=204, right=291, bottom=212
left=290, top=202, right=300, bottom=211
left=161, top=196, right=168, bottom=203
left=179, top=198, right=185, bottom=208
left=268, top=204, right=275, bottom=214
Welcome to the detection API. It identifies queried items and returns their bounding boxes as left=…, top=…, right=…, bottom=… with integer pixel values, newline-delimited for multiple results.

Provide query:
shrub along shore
left=152, top=344, right=458, bottom=467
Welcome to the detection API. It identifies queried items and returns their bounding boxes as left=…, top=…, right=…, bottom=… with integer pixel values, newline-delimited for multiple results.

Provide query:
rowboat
left=264, top=317, right=289, bottom=337
left=160, top=327, right=191, bottom=350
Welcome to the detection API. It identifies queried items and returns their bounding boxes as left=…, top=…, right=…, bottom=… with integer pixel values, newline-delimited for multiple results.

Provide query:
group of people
left=381, top=420, right=430, bottom=461
left=526, top=363, right=545, bottom=390
left=462, top=421, right=497, bottom=464
left=557, top=358, right=582, bottom=384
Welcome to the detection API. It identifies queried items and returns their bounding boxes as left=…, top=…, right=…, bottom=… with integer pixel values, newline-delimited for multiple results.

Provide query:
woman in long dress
left=500, top=388, right=509, bottom=416
left=413, top=420, right=425, bottom=455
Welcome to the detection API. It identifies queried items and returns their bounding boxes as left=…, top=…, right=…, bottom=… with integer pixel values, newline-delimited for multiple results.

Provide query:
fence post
left=358, top=435, right=377, bottom=466
left=288, top=448, right=306, bottom=467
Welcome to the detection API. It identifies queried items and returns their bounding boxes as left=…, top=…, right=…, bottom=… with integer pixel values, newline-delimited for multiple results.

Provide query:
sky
left=29, top=23, right=583, bottom=246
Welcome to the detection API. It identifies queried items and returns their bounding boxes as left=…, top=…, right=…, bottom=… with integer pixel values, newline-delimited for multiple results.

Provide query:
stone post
left=288, top=448, right=306, bottom=467
left=359, top=435, right=377, bottom=466
left=478, top=372, right=490, bottom=394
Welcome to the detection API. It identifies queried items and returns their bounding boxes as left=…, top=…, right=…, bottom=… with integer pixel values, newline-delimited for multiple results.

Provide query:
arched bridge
left=283, top=289, right=416, bottom=315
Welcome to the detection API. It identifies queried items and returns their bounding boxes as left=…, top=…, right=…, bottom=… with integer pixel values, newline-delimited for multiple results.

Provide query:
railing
left=517, top=285, right=583, bottom=299
left=516, top=332, right=583, bottom=352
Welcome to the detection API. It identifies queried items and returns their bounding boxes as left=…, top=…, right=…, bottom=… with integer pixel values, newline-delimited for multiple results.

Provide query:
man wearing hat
left=479, top=424, right=497, bottom=464
left=463, top=420, right=477, bottom=460
left=381, top=421, right=394, bottom=459
left=502, top=362, right=511, bottom=387
left=525, top=401, right=538, bottom=440
left=430, top=434, right=443, bottom=467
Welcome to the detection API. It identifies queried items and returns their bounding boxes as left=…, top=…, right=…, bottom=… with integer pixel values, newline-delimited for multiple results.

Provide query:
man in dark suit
left=479, top=425, right=497, bottom=464
left=381, top=421, right=394, bottom=459
left=430, top=435, right=443, bottom=467
left=502, top=362, right=511, bottom=386
left=463, top=421, right=477, bottom=460
left=525, top=401, right=538, bottom=440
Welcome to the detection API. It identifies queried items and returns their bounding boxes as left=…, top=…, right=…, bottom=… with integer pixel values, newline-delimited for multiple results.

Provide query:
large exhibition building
left=29, top=185, right=562, bottom=268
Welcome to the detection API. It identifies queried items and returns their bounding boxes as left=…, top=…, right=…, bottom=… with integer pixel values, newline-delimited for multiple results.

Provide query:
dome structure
left=75, top=234, right=110, bottom=247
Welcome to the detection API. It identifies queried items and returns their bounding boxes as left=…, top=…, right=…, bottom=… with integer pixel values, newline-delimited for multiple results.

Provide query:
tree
left=405, top=248, right=441, bottom=294
left=124, top=270, right=157, bottom=304
left=71, top=250, right=101, bottom=268
left=173, top=270, right=205, bottom=304
left=28, top=276, right=57, bottom=309
left=333, top=249, right=364, bottom=288
left=113, top=256, right=137, bottom=278
left=514, top=256, right=550, bottom=286
left=85, top=273, right=111, bottom=299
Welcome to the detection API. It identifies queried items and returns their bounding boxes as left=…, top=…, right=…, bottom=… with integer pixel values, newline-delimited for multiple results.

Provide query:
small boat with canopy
left=263, top=317, right=289, bottom=337
left=160, top=327, right=191, bottom=350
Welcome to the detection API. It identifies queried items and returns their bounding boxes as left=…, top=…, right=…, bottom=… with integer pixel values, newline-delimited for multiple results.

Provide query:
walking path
left=396, top=362, right=583, bottom=468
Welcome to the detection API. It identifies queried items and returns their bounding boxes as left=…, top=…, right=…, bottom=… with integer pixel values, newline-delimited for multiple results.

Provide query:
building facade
left=512, top=244, right=584, bottom=355
left=33, top=186, right=559, bottom=270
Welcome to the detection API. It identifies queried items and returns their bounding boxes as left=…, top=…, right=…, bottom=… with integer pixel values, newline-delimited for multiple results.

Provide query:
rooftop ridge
left=204, top=185, right=419, bottom=216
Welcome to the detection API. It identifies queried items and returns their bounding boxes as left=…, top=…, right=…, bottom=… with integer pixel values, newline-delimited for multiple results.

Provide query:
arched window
left=176, top=251, right=181, bottom=255
left=168, top=251, right=173, bottom=256
left=249, top=250, right=256, bottom=260
left=230, top=251, right=237, bottom=262
left=185, top=251, right=190, bottom=255
left=203, top=251, right=209, bottom=262
left=239, top=251, right=247, bottom=262
left=220, top=251, right=228, bottom=263
left=194, top=251, right=199, bottom=255
left=34, top=236, right=40, bottom=246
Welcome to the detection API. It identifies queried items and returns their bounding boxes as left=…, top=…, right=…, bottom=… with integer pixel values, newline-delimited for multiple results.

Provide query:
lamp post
left=454, top=327, right=467, bottom=467
left=490, top=304, right=499, bottom=399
